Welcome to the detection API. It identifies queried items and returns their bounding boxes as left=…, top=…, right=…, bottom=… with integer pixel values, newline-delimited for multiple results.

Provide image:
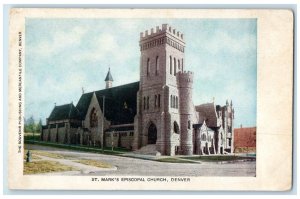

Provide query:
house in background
left=234, top=126, right=256, bottom=153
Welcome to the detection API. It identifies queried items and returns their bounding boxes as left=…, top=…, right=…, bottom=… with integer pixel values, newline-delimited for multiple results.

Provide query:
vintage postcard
left=8, top=9, right=293, bottom=190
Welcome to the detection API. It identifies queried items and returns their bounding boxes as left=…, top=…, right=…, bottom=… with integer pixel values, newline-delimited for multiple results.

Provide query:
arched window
left=174, top=58, right=176, bottom=75
left=147, top=58, right=150, bottom=76
left=174, top=121, right=179, bottom=134
left=181, top=58, right=184, bottom=72
left=155, top=56, right=159, bottom=76
left=176, top=96, right=178, bottom=109
left=188, top=120, right=191, bottom=129
left=170, top=95, right=173, bottom=108
left=169, top=56, right=172, bottom=75
left=178, top=60, right=180, bottom=71
left=90, top=108, right=98, bottom=127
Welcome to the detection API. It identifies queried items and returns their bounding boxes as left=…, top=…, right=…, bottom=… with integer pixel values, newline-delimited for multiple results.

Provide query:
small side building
left=41, top=103, right=82, bottom=144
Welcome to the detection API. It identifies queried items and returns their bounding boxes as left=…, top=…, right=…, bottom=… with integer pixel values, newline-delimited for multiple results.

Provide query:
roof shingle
left=48, top=103, right=81, bottom=121
left=76, top=81, right=139, bottom=125
left=195, top=103, right=219, bottom=128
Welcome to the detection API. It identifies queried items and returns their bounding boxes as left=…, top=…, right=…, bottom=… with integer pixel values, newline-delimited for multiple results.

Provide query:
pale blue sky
left=25, top=19, right=257, bottom=128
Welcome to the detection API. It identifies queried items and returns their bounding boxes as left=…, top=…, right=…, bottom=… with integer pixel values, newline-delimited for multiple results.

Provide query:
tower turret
left=105, top=68, right=113, bottom=89
left=178, top=71, right=194, bottom=155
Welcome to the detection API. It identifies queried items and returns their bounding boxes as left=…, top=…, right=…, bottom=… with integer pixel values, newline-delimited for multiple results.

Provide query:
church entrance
left=148, top=123, right=157, bottom=144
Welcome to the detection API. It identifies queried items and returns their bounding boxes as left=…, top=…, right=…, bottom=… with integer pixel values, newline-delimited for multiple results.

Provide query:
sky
left=25, top=18, right=257, bottom=128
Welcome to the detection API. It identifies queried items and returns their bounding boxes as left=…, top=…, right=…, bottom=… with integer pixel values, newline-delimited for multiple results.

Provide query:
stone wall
left=105, top=131, right=134, bottom=149
left=57, top=127, right=66, bottom=143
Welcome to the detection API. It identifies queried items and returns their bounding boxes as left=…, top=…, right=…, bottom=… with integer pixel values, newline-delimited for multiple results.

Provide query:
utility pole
left=111, top=131, right=114, bottom=152
left=101, top=95, right=105, bottom=152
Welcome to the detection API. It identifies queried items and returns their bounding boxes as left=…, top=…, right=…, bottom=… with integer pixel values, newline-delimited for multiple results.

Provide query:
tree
left=25, top=116, right=35, bottom=133
left=36, top=119, right=42, bottom=133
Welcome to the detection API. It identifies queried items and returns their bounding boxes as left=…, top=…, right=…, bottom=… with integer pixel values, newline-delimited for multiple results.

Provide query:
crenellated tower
left=133, top=24, right=187, bottom=156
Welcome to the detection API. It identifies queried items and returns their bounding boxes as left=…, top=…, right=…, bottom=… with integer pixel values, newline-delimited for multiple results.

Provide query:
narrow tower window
left=169, top=56, right=172, bottom=75
left=147, top=58, right=150, bottom=77
left=143, top=97, right=146, bottom=110
left=173, top=96, right=175, bottom=108
left=176, top=96, right=178, bottom=109
left=178, top=60, right=180, bottom=71
left=155, top=95, right=157, bottom=107
left=155, top=56, right=159, bottom=76
left=188, top=120, right=191, bottom=129
left=147, top=96, right=149, bottom=110
left=170, top=95, right=173, bottom=108
left=174, top=58, right=176, bottom=75
left=172, top=96, right=175, bottom=108
left=174, top=121, right=179, bottom=134
left=181, top=58, right=184, bottom=72
left=158, top=94, right=161, bottom=107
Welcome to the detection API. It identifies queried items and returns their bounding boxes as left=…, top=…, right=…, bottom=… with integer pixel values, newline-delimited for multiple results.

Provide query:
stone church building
left=41, top=24, right=235, bottom=156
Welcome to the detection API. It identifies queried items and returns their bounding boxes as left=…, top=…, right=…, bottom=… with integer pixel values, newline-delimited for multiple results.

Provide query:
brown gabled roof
left=195, top=103, right=218, bottom=128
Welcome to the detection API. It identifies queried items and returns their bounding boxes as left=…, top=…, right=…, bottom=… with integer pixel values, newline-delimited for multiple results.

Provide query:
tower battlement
left=140, top=24, right=184, bottom=42
left=177, top=71, right=194, bottom=87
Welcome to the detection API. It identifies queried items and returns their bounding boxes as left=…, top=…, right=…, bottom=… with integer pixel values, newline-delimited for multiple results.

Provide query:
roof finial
left=82, top=87, right=85, bottom=94
left=54, top=102, right=56, bottom=107
left=212, top=97, right=215, bottom=103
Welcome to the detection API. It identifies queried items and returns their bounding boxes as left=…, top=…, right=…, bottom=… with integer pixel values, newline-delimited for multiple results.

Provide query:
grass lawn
left=156, top=158, right=198, bottom=164
left=181, top=155, right=255, bottom=162
left=24, top=160, right=78, bottom=175
left=24, top=132, right=41, bottom=141
left=25, top=140, right=127, bottom=156
left=75, top=159, right=113, bottom=168
left=31, top=150, right=77, bottom=159
left=23, top=152, right=41, bottom=160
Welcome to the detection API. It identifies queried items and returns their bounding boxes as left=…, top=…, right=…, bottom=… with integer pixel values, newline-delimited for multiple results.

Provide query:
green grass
left=24, top=132, right=41, bottom=141
left=156, top=158, right=198, bottom=164
left=103, top=147, right=130, bottom=152
left=34, top=150, right=66, bottom=159
left=24, top=160, right=78, bottom=175
left=181, top=155, right=256, bottom=162
left=75, top=159, right=113, bottom=168
left=25, top=140, right=127, bottom=156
